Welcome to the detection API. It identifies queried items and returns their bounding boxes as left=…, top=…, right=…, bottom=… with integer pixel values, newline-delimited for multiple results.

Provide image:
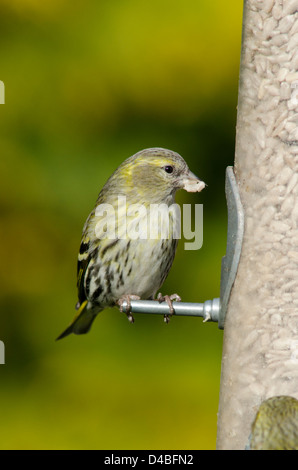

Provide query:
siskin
left=57, top=148, right=205, bottom=339
left=249, top=396, right=298, bottom=450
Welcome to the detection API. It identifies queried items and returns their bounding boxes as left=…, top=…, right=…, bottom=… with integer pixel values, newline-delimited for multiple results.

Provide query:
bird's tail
left=56, top=300, right=99, bottom=340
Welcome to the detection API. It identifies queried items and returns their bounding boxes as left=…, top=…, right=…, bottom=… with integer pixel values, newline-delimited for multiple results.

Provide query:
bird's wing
left=77, top=237, right=92, bottom=305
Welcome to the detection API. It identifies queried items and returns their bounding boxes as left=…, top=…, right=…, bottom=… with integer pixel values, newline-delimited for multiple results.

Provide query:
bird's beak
left=182, top=170, right=206, bottom=193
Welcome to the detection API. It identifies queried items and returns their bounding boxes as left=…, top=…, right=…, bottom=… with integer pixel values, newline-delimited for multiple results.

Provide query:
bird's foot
left=117, top=294, right=141, bottom=323
left=156, top=292, right=181, bottom=323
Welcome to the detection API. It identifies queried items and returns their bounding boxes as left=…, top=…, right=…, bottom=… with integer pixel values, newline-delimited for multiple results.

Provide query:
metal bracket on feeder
left=120, top=166, right=244, bottom=330
left=218, top=166, right=244, bottom=329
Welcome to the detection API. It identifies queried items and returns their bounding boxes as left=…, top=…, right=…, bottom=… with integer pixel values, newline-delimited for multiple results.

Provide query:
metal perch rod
left=120, top=298, right=220, bottom=323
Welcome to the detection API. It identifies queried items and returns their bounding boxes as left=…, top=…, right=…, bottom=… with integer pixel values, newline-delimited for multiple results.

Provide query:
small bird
left=57, top=148, right=205, bottom=339
left=248, top=396, right=298, bottom=450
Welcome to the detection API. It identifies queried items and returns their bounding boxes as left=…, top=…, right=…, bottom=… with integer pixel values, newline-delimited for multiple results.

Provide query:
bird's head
left=105, top=148, right=205, bottom=205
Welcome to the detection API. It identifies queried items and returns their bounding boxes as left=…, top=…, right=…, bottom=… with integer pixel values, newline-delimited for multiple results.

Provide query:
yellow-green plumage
left=56, top=148, right=205, bottom=339
left=249, top=396, right=298, bottom=450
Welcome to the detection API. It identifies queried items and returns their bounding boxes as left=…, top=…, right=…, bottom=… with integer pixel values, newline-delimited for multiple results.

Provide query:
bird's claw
left=117, top=294, right=141, bottom=323
left=156, top=292, right=181, bottom=323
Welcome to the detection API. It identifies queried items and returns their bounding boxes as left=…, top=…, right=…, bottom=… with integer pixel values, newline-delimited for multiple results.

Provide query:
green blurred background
left=0, top=0, right=242, bottom=449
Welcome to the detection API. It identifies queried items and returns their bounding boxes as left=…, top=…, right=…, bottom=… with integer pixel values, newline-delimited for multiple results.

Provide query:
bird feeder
left=217, top=0, right=298, bottom=449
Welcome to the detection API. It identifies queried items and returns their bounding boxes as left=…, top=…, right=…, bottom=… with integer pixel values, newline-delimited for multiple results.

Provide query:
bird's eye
left=164, top=165, right=174, bottom=174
